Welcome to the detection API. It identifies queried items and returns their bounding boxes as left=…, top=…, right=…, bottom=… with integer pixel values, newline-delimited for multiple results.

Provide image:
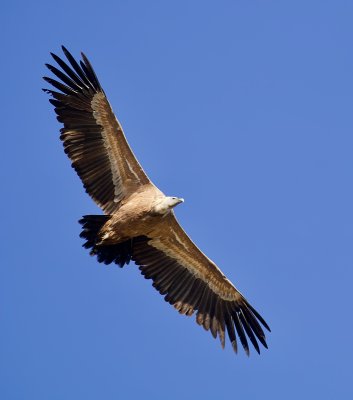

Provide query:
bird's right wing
left=132, top=213, right=270, bottom=355
left=43, top=47, right=151, bottom=214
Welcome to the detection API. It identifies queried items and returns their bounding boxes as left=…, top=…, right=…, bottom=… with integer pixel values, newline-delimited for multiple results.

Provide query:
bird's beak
left=178, top=198, right=184, bottom=204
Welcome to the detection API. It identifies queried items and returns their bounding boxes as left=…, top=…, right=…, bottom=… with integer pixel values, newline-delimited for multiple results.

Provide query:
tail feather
left=79, top=215, right=110, bottom=248
left=79, top=215, right=133, bottom=267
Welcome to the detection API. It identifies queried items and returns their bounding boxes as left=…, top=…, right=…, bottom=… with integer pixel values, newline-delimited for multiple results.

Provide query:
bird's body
left=44, top=47, right=270, bottom=355
left=97, top=189, right=182, bottom=244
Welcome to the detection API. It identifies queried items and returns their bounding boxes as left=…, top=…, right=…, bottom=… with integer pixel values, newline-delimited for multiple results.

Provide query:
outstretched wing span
left=132, top=213, right=270, bottom=355
left=46, top=48, right=270, bottom=355
left=43, top=46, right=150, bottom=214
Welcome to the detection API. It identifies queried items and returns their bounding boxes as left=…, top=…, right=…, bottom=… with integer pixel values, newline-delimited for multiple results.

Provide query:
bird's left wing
left=132, top=213, right=270, bottom=355
left=43, top=47, right=150, bottom=214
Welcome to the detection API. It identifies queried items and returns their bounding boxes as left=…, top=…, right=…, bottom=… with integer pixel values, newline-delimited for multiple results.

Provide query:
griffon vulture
left=43, top=47, right=270, bottom=355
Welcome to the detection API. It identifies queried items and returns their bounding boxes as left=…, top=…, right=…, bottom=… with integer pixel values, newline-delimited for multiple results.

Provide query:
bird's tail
left=79, top=215, right=133, bottom=267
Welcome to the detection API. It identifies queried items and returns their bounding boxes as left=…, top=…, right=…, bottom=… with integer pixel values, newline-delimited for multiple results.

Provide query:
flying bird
left=43, top=46, right=270, bottom=355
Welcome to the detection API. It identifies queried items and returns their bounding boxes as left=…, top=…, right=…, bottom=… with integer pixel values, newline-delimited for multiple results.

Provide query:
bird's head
left=152, top=196, right=184, bottom=215
left=166, top=196, right=184, bottom=208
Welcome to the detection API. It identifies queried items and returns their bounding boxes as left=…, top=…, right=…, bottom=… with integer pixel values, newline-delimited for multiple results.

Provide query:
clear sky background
left=1, top=1, right=352, bottom=399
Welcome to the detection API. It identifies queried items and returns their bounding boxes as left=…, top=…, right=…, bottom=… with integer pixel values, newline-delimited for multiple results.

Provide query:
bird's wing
left=43, top=47, right=151, bottom=214
left=132, top=213, right=270, bottom=355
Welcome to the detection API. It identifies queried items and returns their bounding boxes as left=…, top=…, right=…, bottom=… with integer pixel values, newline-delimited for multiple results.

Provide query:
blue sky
left=1, top=1, right=353, bottom=399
